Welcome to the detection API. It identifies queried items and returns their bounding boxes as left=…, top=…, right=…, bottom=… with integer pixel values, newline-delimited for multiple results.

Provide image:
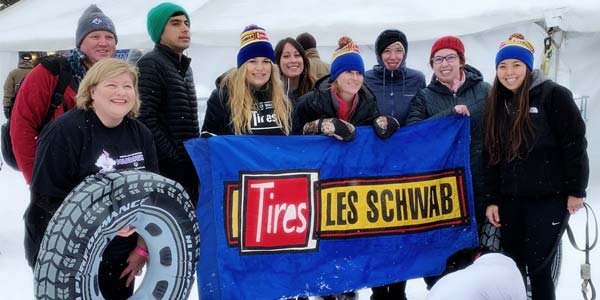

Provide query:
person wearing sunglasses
left=406, top=35, right=491, bottom=289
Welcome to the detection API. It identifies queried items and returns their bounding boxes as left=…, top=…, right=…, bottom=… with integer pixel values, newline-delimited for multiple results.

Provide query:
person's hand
left=486, top=205, right=501, bottom=228
left=454, top=104, right=470, bottom=116
left=567, top=196, right=584, bottom=215
left=119, top=247, right=148, bottom=287
left=302, top=118, right=355, bottom=141
left=120, top=238, right=148, bottom=287
left=373, top=116, right=400, bottom=139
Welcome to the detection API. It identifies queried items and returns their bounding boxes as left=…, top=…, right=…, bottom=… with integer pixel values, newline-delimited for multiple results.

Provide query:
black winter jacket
left=137, top=44, right=199, bottom=183
left=483, top=70, right=588, bottom=204
left=407, top=65, right=491, bottom=221
left=202, top=85, right=287, bottom=136
left=293, top=76, right=379, bottom=133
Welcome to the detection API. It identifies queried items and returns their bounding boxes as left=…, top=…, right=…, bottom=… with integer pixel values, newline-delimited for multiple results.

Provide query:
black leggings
left=499, top=195, right=568, bottom=300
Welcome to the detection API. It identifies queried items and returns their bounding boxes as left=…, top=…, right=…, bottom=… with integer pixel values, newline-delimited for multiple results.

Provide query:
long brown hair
left=274, top=37, right=316, bottom=96
left=484, top=68, right=535, bottom=164
left=220, top=62, right=292, bottom=135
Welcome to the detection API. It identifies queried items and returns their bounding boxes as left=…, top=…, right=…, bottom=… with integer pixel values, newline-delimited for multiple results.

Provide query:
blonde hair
left=220, top=61, right=292, bottom=135
left=77, top=58, right=140, bottom=117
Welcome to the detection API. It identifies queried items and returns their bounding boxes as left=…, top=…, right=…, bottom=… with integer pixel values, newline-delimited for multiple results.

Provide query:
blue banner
left=185, top=116, right=478, bottom=299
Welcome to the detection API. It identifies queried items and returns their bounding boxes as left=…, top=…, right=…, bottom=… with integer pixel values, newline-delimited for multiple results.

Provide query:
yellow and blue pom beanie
left=495, top=33, right=535, bottom=70
left=237, top=25, right=275, bottom=67
left=147, top=2, right=190, bottom=44
left=330, top=36, right=364, bottom=81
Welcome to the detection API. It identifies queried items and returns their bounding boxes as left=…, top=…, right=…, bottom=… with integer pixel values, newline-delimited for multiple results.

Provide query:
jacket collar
left=155, top=43, right=192, bottom=74
left=428, top=64, right=484, bottom=95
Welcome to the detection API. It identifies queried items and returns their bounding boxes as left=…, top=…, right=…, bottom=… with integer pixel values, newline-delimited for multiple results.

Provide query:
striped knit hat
left=330, top=36, right=364, bottom=81
left=495, top=33, right=535, bottom=70
left=237, top=25, right=275, bottom=67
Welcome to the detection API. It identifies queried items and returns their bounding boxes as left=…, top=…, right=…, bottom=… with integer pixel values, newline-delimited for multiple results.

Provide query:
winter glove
left=3, top=106, right=9, bottom=119
left=302, top=118, right=356, bottom=142
left=373, top=115, right=400, bottom=139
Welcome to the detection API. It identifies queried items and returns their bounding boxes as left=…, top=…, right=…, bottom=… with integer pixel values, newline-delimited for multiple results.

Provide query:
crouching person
left=426, top=248, right=526, bottom=300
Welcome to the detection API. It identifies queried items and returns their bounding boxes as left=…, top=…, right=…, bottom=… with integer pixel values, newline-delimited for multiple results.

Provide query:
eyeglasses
left=431, top=54, right=459, bottom=65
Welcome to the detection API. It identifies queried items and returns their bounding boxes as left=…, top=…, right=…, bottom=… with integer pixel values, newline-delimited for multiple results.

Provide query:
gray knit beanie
left=75, top=5, right=117, bottom=48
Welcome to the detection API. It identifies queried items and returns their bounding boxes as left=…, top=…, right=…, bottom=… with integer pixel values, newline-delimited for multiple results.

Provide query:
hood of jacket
left=371, top=31, right=409, bottom=77
left=529, top=69, right=551, bottom=91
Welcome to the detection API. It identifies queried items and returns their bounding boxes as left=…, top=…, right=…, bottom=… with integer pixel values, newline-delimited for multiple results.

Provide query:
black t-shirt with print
left=249, top=95, right=286, bottom=135
left=202, top=87, right=287, bottom=136
left=31, top=109, right=159, bottom=200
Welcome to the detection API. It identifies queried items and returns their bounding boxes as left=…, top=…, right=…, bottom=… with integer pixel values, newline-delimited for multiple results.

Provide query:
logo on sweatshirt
left=95, top=150, right=116, bottom=173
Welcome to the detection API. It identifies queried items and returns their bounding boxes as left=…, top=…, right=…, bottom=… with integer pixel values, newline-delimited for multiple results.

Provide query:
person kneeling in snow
left=426, top=248, right=526, bottom=300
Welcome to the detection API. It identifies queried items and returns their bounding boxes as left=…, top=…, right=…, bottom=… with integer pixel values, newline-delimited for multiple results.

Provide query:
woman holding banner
left=406, top=35, right=491, bottom=292
left=293, top=36, right=399, bottom=143
left=201, top=24, right=292, bottom=136
left=202, top=24, right=317, bottom=300
left=483, top=33, right=588, bottom=300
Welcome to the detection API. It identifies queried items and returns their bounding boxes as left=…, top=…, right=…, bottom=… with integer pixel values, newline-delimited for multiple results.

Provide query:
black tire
left=34, top=170, right=200, bottom=300
left=480, top=221, right=562, bottom=299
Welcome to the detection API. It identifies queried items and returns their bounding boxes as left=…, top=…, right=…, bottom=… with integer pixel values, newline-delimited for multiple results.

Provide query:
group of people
left=1, top=2, right=588, bottom=300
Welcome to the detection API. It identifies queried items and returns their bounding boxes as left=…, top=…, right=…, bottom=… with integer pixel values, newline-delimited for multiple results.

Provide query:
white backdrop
left=0, top=1, right=599, bottom=299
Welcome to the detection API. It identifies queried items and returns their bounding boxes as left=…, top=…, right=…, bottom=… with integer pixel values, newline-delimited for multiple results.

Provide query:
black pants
left=499, top=195, right=568, bottom=300
left=371, top=281, right=407, bottom=300
left=24, top=198, right=137, bottom=300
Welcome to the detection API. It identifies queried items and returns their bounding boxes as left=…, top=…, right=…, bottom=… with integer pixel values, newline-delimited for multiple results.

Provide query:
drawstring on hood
left=364, top=29, right=426, bottom=123
left=373, top=29, right=409, bottom=115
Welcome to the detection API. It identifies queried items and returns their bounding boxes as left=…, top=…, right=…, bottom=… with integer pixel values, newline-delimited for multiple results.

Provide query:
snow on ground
left=0, top=159, right=598, bottom=299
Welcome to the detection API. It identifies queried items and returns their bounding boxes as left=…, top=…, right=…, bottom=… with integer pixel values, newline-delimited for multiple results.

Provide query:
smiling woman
left=201, top=24, right=292, bottom=136
left=483, top=33, right=589, bottom=300
left=292, top=36, right=392, bottom=143
left=27, top=58, right=159, bottom=299
left=76, top=58, right=140, bottom=127
left=274, top=37, right=315, bottom=105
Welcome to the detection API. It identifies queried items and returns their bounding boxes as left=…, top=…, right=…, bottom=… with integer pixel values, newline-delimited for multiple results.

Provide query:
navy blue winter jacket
left=364, top=47, right=425, bottom=125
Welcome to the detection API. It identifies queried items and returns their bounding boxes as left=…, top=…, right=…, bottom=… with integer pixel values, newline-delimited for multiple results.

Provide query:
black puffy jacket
left=483, top=70, right=588, bottom=204
left=407, top=65, right=491, bottom=222
left=293, top=75, right=379, bottom=134
left=137, top=44, right=199, bottom=183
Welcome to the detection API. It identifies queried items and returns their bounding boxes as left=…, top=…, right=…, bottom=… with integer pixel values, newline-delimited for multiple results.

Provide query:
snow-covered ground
left=0, top=158, right=598, bottom=299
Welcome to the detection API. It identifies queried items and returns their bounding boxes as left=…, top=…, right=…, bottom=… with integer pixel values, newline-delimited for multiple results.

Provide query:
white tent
left=1, top=0, right=599, bottom=184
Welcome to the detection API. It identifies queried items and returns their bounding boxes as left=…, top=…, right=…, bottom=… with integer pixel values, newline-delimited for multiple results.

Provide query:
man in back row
left=137, top=2, right=200, bottom=203
left=11, top=4, right=117, bottom=184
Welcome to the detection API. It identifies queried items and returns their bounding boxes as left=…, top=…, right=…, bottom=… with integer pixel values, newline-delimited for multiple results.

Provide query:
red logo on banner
left=239, top=172, right=318, bottom=253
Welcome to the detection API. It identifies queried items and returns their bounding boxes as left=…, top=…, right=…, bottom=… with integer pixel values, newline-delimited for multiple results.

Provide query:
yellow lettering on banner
left=229, top=188, right=240, bottom=242
left=319, top=174, right=465, bottom=235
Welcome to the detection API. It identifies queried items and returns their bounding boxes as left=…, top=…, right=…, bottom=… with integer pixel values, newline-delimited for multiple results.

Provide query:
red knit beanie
left=430, top=36, right=465, bottom=61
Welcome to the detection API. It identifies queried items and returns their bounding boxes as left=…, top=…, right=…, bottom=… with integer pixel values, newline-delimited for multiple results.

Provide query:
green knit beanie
left=147, top=2, right=190, bottom=44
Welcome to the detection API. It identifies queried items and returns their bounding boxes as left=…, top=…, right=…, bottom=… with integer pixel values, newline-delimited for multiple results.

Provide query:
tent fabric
left=0, top=0, right=599, bottom=51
